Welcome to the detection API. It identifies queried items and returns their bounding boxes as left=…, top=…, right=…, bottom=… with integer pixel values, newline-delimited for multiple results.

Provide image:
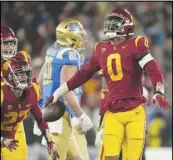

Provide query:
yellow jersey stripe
left=94, top=42, right=99, bottom=51
left=32, top=82, right=41, bottom=101
left=1, top=88, right=4, bottom=105
left=20, top=51, right=29, bottom=63
left=135, top=36, right=143, bottom=48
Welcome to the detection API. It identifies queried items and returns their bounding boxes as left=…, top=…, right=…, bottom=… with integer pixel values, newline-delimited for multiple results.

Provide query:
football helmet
left=56, top=19, right=87, bottom=52
left=2, top=57, right=32, bottom=89
left=104, top=9, right=135, bottom=39
left=1, top=25, right=18, bottom=60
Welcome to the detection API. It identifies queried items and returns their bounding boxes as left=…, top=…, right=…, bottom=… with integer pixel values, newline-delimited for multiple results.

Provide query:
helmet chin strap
left=17, top=83, right=28, bottom=90
left=105, top=32, right=127, bottom=39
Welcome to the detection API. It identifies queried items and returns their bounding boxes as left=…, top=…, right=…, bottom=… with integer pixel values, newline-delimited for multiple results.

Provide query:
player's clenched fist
left=1, top=137, right=19, bottom=151
left=78, top=113, right=93, bottom=132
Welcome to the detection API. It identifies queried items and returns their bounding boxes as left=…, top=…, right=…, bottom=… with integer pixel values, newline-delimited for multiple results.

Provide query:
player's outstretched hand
left=78, top=113, right=93, bottom=132
left=152, top=94, right=170, bottom=110
left=1, top=138, right=19, bottom=151
left=95, top=129, right=103, bottom=147
left=47, top=141, right=60, bottom=160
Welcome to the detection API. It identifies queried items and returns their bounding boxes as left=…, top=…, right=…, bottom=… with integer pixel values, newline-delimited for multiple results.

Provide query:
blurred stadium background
left=1, top=2, right=172, bottom=160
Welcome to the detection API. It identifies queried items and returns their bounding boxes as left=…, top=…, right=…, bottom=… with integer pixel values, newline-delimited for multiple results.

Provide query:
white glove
left=33, top=121, right=42, bottom=136
left=95, top=129, right=103, bottom=147
left=78, top=113, right=93, bottom=132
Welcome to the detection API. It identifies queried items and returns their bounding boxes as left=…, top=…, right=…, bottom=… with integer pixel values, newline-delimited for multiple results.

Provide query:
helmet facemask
left=104, top=15, right=127, bottom=39
left=1, top=38, right=18, bottom=60
left=7, top=64, right=32, bottom=90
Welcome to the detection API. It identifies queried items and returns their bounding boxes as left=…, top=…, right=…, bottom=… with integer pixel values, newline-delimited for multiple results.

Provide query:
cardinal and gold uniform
left=1, top=51, right=38, bottom=160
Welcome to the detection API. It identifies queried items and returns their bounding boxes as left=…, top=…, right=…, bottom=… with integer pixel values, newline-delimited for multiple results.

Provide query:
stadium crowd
left=1, top=2, right=172, bottom=155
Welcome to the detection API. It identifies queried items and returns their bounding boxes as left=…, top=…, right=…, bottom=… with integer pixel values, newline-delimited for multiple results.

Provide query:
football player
left=1, top=25, right=38, bottom=160
left=95, top=70, right=148, bottom=160
left=1, top=57, right=59, bottom=160
left=33, top=19, right=92, bottom=160
left=52, top=9, right=170, bottom=160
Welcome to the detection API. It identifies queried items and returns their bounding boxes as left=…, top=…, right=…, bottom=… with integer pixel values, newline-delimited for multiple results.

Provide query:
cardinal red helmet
left=104, top=9, right=135, bottom=39
left=1, top=25, right=18, bottom=60
left=2, top=57, right=32, bottom=89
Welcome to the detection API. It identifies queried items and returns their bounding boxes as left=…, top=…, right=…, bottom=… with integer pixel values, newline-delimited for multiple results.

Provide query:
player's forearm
left=144, top=60, right=164, bottom=94
left=67, top=63, right=98, bottom=91
left=64, top=91, right=83, bottom=117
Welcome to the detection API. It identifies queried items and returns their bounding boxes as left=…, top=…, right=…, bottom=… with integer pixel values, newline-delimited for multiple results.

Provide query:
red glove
left=1, top=137, right=19, bottom=151
left=42, top=129, right=59, bottom=160
left=47, top=141, right=59, bottom=160
left=152, top=94, right=170, bottom=110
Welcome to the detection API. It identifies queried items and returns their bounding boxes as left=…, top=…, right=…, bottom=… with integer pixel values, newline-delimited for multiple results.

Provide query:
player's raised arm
left=136, top=36, right=170, bottom=109
left=53, top=49, right=100, bottom=103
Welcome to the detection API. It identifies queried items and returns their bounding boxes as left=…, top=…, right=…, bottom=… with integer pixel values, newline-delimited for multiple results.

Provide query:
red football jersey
left=99, top=89, right=109, bottom=115
left=1, top=82, right=48, bottom=139
left=68, top=36, right=158, bottom=112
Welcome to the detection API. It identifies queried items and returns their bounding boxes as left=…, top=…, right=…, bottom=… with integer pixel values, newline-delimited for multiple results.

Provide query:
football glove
left=1, top=137, right=19, bottom=151
left=152, top=94, right=169, bottom=110
left=47, top=141, right=59, bottom=160
left=152, top=82, right=170, bottom=110
left=78, top=113, right=93, bottom=132
left=43, top=129, right=59, bottom=160
left=95, top=129, right=103, bottom=147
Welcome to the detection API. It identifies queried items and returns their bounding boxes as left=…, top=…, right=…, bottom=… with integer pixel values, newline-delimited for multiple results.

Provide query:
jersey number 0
left=107, top=53, right=123, bottom=81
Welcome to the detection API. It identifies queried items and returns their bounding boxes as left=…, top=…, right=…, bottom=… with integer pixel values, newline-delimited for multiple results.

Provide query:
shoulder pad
left=32, top=82, right=41, bottom=101
left=17, top=51, right=31, bottom=64
left=56, top=48, right=78, bottom=59
left=135, top=36, right=149, bottom=49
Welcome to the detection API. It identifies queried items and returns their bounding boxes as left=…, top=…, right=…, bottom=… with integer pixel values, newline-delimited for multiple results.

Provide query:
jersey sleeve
left=16, top=51, right=32, bottom=65
left=135, top=36, right=164, bottom=87
left=135, top=36, right=154, bottom=69
left=67, top=43, right=101, bottom=91
left=57, top=49, right=79, bottom=66
left=32, top=82, right=41, bottom=101
left=30, top=83, right=48, bottom=131
left=135, top=36, right=149, bottom=55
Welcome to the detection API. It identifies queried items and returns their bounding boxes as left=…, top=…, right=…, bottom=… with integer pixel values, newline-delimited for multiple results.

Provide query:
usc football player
left=0, top=25, right=47, bottom=160
left=52, top=9, right=170, bottom=160
left=95, top=70, right=148, bottom=160
left=1, top=57, right=59, bottom=160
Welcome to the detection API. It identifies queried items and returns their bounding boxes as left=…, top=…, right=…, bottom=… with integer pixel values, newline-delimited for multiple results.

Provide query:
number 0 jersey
left=42, top=44, right=82, bottom=116
left=67, top=36, right=163, bottom=112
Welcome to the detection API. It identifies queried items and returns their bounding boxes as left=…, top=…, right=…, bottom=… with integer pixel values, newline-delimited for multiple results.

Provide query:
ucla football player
left=34, top=19, right=92, bottom=160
